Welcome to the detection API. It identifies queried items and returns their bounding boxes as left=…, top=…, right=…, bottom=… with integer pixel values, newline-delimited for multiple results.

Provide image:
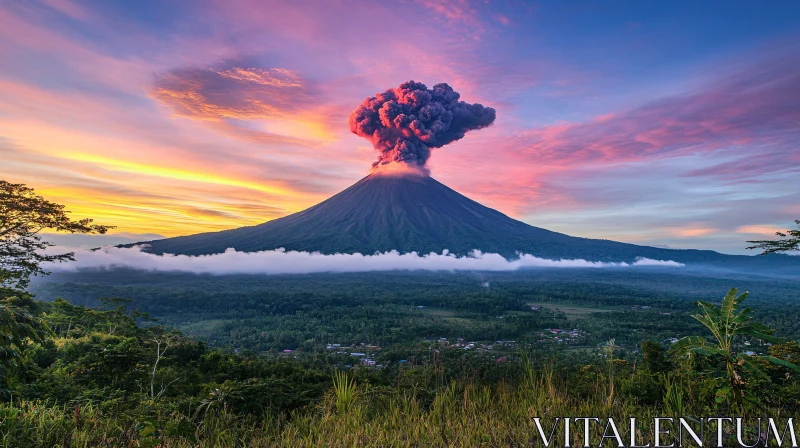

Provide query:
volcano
left=138, top=173, right=795, bottom=268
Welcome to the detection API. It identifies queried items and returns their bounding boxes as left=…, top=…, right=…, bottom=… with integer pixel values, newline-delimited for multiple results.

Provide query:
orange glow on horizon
left=63, top=153, right=300, bottom=197
left=34, top=184, right=298, bottom=236
left=674, top=227, right=717, bottom=237
left=736, top=225, right=786, bottom=236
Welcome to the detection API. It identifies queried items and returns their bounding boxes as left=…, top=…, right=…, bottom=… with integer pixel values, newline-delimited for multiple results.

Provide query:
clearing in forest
left=416, top=307, right=474, bottom=324
left=526, top=302, right=617, bottom=319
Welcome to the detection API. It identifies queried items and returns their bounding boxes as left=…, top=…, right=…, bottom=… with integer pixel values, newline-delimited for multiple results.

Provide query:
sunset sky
left=1, top=0, right=799, bottom=255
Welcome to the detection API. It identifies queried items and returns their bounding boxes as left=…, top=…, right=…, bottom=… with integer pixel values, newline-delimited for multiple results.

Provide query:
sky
left=1, top=0, right=798, bottom=255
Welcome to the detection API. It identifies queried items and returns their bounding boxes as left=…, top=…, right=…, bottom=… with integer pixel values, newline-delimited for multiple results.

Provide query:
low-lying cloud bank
left=46, top=246, right=684, bottom=275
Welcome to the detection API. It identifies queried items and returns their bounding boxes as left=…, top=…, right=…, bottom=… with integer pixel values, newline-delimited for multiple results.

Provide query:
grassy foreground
left=2, top=367, right=796, bottom=447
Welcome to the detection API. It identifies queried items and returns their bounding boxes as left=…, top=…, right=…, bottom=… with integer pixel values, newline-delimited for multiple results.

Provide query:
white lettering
left=766, top=418, right=798, bottom=447
left=678, top=418, right=703, bottom=447
left=630, top=418, right=651, bottom=448
left=575, top=418, right=601, bottom=447
left=533, top=417, right=560, bottom=447
left=655, top=418, right=675, bottom=448
left=599, top=418, right=624, bottom=447
left=707, top=418, right=732, bottom=448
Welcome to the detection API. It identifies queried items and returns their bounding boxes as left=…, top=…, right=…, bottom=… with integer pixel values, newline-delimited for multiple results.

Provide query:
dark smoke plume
left=349, top=81, right=496, bottom=168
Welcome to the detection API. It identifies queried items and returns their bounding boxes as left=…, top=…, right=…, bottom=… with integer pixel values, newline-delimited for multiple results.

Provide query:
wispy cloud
left=500, top=54, right=800, bottom=172
left=40, top=0, right=91, bottom=21
left=414, top=0, right=483, bottom=32
left=152, top=63, right=340, bottom=144
left=736, top=224, right=787, bottom=236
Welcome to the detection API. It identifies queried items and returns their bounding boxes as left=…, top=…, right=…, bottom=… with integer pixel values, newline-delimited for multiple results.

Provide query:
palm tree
left=670, top=288, right=800, bottom=410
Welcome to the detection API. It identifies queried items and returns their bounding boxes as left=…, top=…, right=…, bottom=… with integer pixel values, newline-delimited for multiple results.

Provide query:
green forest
left=5, top=282, right=800, bottom=447
left=3, top=181, right=800, bottom=447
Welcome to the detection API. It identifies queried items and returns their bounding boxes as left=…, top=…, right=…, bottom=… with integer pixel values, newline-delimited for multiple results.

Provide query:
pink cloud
left=497, top=53, right=800, bottom=173
left=673, top=227, right=717, bottom=237
left=152, top=66, right=312, bottom=121
left=151, top=63, right=345, bottom=145
left=415, top=0, right=483, bottom=31
left=40, top=0, right=90, bottom=21
left=736, top=224, right=789, bottom=236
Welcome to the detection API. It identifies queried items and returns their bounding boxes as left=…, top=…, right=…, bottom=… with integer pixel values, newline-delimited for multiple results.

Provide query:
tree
left=147, top=328, right=182, bottom=400
left=746, top=220, right=800, bottom=255
left=640, top=340, right=671, bottom=373
left=0, top=290, right=52, bottom=383
left=669, top=288, right=800, bottom=410
left=1, top=180, right=110, bottom=384
left=0, top=180, right=112, bottom=290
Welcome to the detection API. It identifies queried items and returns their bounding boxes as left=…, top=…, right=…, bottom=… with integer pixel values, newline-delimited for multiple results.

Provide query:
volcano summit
left=140, top=169, right=789, bottom=268
left=143, top=170, right=583, bottom=258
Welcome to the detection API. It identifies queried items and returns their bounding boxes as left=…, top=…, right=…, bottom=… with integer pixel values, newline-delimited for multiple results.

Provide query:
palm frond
left=739, top=329, right=782, bottom=344
left=736, top=354, right=769, bottom=381
left=762, top=355, right=800, bottom=373
left=720, top=288, right=739, bottom=319
left=668, top=336, right=705, bottom=356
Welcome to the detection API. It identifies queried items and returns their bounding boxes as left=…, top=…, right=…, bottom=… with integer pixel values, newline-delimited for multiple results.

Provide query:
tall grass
left=663, top=374, right=686, bottom=419
left=332, top=371, right=357, bottom=415
left=0, top=368, right=782, bottom=447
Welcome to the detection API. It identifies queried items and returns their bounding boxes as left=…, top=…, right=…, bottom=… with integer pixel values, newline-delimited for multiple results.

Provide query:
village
left=306, top=326, right=596, bottom=369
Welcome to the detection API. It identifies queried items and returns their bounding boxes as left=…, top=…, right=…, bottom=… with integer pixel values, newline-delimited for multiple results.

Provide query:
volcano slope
left=138, top=173, right=796, bottom=269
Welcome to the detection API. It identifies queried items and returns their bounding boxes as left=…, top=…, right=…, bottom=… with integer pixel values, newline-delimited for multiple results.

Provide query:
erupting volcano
left=139, top=81, right=794, bottom=268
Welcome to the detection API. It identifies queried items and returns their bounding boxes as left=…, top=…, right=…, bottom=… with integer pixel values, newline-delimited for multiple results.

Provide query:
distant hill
left=138, top=172, right=796, bottom=268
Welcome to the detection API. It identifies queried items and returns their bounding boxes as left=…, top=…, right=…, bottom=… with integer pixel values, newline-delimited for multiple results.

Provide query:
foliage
left=30, top=267, right=800, bottom=355
left=669, top=287, right=800, bottom=410
left=0, top=180, right=110, bottom=384
left=662, top=374, right=685, bottom=418
left=332, top=371, right=357, bottom=415
left=0, top=289, right=52, bottom=385
left=640, top=339, right=671, bottom=373
left=0, top=285, right=796, bottom=445
left=747, top=219, right=800, bottom=255
left=0, top=180, right=112, bottom=290
left=0, top=360, right=795, bottom=447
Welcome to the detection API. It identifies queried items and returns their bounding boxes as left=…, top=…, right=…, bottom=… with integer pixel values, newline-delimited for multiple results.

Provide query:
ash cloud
left=47, top=246, right=683, bottom=275
left=349, top=81, right=496, bottom=168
